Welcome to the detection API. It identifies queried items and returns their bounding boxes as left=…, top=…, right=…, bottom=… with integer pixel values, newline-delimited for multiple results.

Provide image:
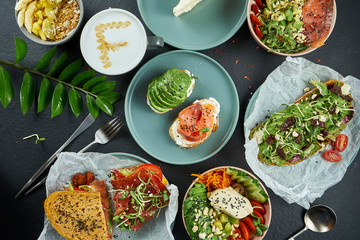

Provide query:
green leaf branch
left=0, top=37, right=121, bottom=119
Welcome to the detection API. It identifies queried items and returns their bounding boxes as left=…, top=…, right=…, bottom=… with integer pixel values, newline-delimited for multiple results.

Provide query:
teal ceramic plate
left=125, top=50, right=239, bottom=165
left=244, top=87, right=358, bottom=163
left=137, top=0, right=248, bottom=50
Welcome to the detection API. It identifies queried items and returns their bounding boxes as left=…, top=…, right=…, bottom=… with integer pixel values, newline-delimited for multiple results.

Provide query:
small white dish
left=80, top=8, right=147, bottom=75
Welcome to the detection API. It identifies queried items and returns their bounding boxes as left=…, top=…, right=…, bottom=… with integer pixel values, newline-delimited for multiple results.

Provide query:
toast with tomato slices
left=249, top=80, right=353, bottom=166
left=110, top=164, right=170, bottom=232
left=169, top=98, right=220, bottom=149
left=44, top=180, right=112, bottom=240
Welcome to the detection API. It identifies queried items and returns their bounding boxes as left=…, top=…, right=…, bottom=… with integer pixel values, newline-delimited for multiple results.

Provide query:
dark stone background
left=1, top=1, right=359, bottom=239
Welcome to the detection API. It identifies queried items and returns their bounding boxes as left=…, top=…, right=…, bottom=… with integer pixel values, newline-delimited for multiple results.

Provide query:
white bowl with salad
left=182, top=166, right=271, bottom=240
left=247, top=0, right=337, bottom=56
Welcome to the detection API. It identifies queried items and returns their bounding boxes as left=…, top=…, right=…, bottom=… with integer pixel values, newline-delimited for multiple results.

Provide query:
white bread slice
left=147, top=69, right=195, bottom=114
left=169, top=98, right=220, bottom=149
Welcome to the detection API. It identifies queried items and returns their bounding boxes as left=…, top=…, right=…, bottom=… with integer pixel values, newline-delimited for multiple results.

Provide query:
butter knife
left=15, top=113, right=95, bottom=198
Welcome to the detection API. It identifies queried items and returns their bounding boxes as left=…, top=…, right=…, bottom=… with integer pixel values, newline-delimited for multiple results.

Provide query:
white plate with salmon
left=247, top=0, right=336, bottom=56
left=124, top=50, right=239, bottom=165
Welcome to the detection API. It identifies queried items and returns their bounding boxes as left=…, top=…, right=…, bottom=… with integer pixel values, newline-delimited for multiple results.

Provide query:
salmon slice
left=177, top=102, right=215, bottom=142
left=302, top=0, right=335, bottom=48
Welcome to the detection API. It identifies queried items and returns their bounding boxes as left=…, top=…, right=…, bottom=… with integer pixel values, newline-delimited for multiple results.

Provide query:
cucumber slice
left=226, top=168, right=269, bottom=203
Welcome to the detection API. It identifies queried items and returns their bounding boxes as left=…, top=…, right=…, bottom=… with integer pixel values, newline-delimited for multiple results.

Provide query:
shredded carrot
left=191, top=168, right=231, bottom=192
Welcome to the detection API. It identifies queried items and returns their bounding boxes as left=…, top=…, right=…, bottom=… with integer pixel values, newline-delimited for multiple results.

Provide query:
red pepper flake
left=219, top=53, right=222, bottom=56
left=251, top=65, right=254, bottom=68
left=87, top=67, right=91, bottom=70
left=222, top=49, right=225, bottom=52
left=259, top=78, right=263, bottom=82
left=214, top=49, right=217, bottom=52
left=248, top=85, right=252, bottom=90
left=245, top=76, right=251, bottom=81
left=256, top=46, right=260, bottom=50
left=215, top=154, right=219, bottom=157
left=232, top=39, right=236, bottom=43
left=317, top=59, right=321, bottom=62
left=235, top=59, right=239, bottom=64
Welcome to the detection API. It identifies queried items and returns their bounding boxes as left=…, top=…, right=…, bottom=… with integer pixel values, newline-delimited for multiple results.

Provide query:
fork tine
left=107, top=122, right=124, bottom=139
left=105, top=121, right=123, bottom=135
left=101, top=117, right=119, bottom=131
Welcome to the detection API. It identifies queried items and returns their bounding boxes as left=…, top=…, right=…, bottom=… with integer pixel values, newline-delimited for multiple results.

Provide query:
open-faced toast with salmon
left=170, top=98, right=220, bottom=149
left=249, top=80, right=354, bottom=166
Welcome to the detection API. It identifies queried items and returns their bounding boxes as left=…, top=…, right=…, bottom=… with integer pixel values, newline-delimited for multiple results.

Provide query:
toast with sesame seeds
left=44, top=190, right=112, bottom=240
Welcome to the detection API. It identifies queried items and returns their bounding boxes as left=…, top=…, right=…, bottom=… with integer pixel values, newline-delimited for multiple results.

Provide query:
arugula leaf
left=20, top=72, right=35, bottom=115
left=48, top=52, right=68, bottom=76
left=51, top=83, right=67, bottom=118
left=59, top=59, right=81, bottom=82
left=86, top=95, right=99, bottom=119
left=14, top=37, right=27, bottom=64
left=0, top=66, right=14, bottom=108
left=37, top=77, right=53, bottom=113
left=199, top=127, right=210, bottom=135
left=309, top=80, right=329, bottom=96
left=96, top=97, right=113, bottom=116
left=68, top=88, right=82, bottom=117
left=34, top=46, right=57, bottom=70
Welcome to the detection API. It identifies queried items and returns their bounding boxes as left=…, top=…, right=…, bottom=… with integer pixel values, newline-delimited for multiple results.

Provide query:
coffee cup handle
left=147, top=36, right=164, bottom=50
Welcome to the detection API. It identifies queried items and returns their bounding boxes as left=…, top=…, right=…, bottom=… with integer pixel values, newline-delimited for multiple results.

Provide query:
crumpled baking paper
left=244, top=57, right=360, bottom=209
left=38, top=152, right=179, bottom=240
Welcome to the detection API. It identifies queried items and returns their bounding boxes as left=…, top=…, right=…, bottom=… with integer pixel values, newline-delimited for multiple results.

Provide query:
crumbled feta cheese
left=317, top=134, right=325, bottom=141
left=292, top=131, right=299, bottom=137
left=319, top=115, right=326, bottom=122
left=341, top=84, right=351, bottom=95
left=203, top=207, right=209, bottom=216
left=304, top=87, right=310, bottom=92
left=199, top=232, right=207, bottom=239
left=275, top=134, right=281, bottom=140
left=192, top=226, right=198, bottom=233
left=253, top=129, right=264, bottom=144
left=311, top=94, right=317, bottom=99
left=215, top=227, right=221, bottom=235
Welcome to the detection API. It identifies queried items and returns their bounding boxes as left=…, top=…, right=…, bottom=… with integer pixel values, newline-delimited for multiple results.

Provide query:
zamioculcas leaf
left=14, top=37, right=27, bottom=64
left=99, top=91, right=121, bottom=104
left=20, top=72, right=35, bottom=115
left=86, top=95, right=99, bottom=119
left=70, top=70, right=95, bottom=86
left=91, top=81, right=116, bottom=94
left=58, top=59, right=81, bottom=82
left=83, top=76, right=106, bottom=90
left=37, top=77, right=53, bottom=113
left=51, top=83, right=67, bottom=118
left=34, top=46, right=57, bottom=70
left=0, top=66, right=14, bottom=108
left=48, top=52, right=68, bottom=76
left=68, top=88, right=82, bottom=117
left=96, top=98, right=113, bottom=116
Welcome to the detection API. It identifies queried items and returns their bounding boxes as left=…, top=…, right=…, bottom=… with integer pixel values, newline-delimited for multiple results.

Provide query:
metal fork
left=24, top=117, right=124, bottom=196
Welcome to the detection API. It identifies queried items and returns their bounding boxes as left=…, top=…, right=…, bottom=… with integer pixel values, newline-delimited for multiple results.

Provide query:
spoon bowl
left=288, top=205, right=337, bottom=240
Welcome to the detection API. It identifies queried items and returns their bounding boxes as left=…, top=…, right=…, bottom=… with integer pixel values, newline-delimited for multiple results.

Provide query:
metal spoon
left=288, top=205, right=337, bottom=240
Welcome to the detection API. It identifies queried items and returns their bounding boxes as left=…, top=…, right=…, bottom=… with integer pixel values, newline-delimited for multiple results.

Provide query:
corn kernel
left=39, top=30, right=47, bottom=40
left=32, top=28, right=39, bottom=36
left=36, top=10, right=43, bottom=19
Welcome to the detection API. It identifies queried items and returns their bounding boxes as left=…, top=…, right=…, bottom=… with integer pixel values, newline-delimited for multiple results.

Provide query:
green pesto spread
left=251, top=80, right=353, bottom=166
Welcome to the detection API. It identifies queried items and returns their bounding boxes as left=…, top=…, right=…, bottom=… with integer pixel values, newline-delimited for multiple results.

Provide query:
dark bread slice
left=249, top=80, right=352, bottom=166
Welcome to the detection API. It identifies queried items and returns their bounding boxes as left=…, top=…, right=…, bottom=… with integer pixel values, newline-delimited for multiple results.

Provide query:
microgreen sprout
left=23, top=134, right=45, bottom=144
left=199, top=127, right=210, bottom=135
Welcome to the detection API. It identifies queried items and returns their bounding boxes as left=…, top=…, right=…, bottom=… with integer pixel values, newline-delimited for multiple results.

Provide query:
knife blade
left=15, top=113, right=95, bottom=198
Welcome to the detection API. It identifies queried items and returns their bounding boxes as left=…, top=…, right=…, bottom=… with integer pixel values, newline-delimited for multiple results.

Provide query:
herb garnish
left=199, top=127, right=210, bottom=135
left=23, top=133, right=45, bottom=144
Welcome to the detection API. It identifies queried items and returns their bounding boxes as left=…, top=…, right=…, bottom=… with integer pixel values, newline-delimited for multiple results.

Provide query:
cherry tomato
left=113, top=170, right=126, bottom=180
left=239, top=221, right=250, bottom=240
left=250, top=200, right=266, bottom=214
left=233, top=226, right=242, bottom=240
left=242, top=216, right=256, bottom=233
left=254, top=25, right=263, bottom=38
left=253, top=210, right=264, bottom=224
left=335, top=134, right=348, bottom=152
left=85, top=171, right=95, bottom=184
left=250, top=13, right=262, bottom=26
left=255, top=0, right=265, bottom=9
left=323, top=150, right=342, bottom=162
left=72, top=173, right=86, bottom=188
left=133, top=164, right=163, bottom=179
left=251, top=4, right=260, bottom=15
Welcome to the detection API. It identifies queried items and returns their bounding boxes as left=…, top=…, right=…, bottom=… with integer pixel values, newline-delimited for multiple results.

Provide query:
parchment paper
left=244, top=57, right=360, bottom=209
left=38, top=152, right=179, bottom=240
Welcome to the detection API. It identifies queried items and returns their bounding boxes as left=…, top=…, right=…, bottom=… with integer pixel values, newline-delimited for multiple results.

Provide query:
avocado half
left=147, top=68, right=195, bottom=114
